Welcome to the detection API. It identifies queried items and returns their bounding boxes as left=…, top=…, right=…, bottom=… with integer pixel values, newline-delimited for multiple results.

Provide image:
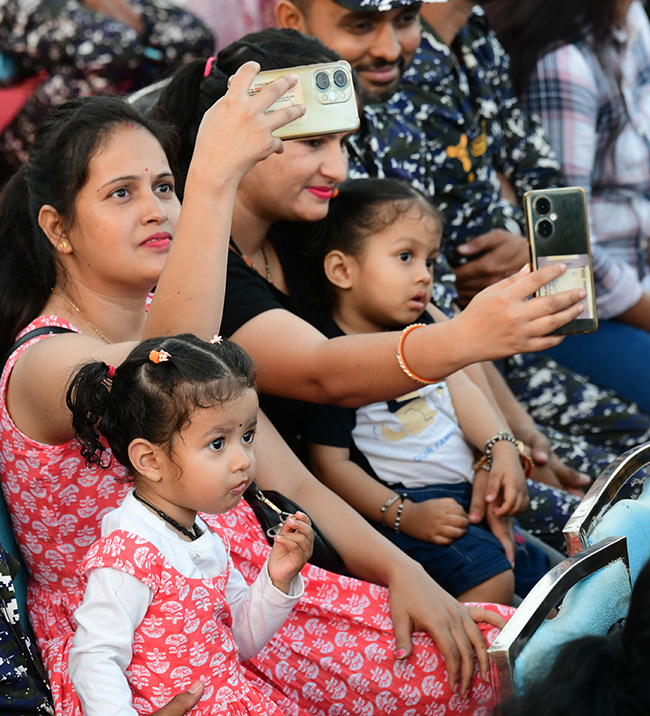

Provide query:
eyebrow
left=99, top=171, right=174, bottom=190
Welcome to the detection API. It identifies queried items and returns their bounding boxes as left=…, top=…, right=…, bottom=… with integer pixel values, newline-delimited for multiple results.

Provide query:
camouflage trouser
left=501, top=352, right=650, bottom=551
left=0, top=548, right=53, bottom=715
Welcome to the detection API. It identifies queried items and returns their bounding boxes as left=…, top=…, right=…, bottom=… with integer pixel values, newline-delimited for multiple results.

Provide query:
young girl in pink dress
left=67, top=333, right=313, bottom=716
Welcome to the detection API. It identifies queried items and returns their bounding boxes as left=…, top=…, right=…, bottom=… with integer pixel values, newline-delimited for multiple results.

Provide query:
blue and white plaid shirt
left=521, top=0, right=650, bottom=319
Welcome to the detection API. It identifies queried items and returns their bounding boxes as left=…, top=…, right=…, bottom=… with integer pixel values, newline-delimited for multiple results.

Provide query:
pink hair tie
left=107, top=365, right=116, bottom=379
left=204, top=56, right=216, bottom=78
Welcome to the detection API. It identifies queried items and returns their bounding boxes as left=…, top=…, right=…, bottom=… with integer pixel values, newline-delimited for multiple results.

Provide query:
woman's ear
left=128, top=439, right=165, bottom=484
left=38, top=205, right=72, bottom=254
left=323, top=250, right=354, bottom=290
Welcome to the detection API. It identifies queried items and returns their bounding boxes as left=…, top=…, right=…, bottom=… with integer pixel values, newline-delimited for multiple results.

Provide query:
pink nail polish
left=396, top=649, right=407, bottom=660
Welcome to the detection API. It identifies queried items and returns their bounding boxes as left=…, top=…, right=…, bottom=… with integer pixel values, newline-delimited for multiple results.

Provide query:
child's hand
left=486, top=503, right=515, bottom=568
left=487, top=444, right=529, bottom=517
left=267, top=511, right=313, bottom=594
left=399, top=498, right=469, bottom=545
left=470, top=443, right=529, bottom=521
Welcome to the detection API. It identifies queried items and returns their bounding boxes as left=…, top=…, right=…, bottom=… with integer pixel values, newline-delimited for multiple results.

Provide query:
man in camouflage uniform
left=276, top=0, right=650, bottom=545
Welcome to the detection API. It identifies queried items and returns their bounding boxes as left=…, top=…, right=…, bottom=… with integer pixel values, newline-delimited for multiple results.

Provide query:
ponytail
left=153, top=59, right=209, bottom=194
left=66, top=361, right=117, bottom=469
left=0, top=167, right=57, bottom=354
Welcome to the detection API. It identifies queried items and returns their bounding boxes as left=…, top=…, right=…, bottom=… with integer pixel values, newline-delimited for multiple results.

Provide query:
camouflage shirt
left=347, top=6, right=565, bottom=311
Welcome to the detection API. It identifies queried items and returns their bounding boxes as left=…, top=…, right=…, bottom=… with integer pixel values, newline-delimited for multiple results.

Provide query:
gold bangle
left=519, top=451, right=534, bottom=479
left=396, top=323, right=436, bottom=385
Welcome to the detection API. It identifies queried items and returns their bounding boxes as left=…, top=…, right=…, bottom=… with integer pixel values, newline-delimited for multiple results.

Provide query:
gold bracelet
left=396, top=323, right=436, bottom=385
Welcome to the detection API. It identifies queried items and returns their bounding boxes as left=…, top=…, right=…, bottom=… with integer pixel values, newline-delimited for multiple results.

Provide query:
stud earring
left=59, top=241, right=69, bottom=249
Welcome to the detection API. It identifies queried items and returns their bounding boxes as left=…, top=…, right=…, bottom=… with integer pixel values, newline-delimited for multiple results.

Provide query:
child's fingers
left=276, top=517, right=314, bottom=556
left=274, top=532, right=314, bottom=563
left=494, top=474, right=530, bottom=517
left=291, top=511, right=312, bottom=527
left=279, top=512, right=313, bottom=536
left=484, top=467, right=503, bottom=505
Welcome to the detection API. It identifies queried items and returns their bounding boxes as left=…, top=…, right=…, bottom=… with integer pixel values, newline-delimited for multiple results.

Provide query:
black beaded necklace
left=133, top=491, right=203, bottom=541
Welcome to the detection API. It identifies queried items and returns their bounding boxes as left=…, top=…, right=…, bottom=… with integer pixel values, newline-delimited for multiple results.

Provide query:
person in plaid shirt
left=492, top=0, right=650, bottom=413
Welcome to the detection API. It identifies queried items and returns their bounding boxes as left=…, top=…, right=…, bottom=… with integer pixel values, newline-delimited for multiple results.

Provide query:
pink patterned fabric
left=0, top=315, right=513, bottom=716
left=81, top=530, right=284, bottom=715
left=213, top=505, right=514, bottom=716
left=0, top=316, right=132, bottom=715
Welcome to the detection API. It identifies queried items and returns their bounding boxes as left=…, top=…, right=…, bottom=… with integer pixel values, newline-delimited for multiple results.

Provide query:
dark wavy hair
left=152, top=27, right=348, bottom=194
left=66, top=334, right=256, bottom=475
left=299, top=177, right=441, bottom=307
left=310, top=177, right=440, bottom=258
left=0, top=96, right=178, bottom=355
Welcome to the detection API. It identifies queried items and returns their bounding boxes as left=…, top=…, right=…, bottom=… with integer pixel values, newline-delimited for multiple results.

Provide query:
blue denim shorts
left=374, top=482, right=549, bottom=597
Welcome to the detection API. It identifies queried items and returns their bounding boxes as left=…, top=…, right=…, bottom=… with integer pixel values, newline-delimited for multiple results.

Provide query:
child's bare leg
left=457, top=569, right=515, bottom=606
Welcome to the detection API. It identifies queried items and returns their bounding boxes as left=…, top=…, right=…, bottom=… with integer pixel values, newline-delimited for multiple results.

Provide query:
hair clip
left=107, top=365, right=116, bottom=379
left=149, top=349, right=171, bottom=364
left=209, top=335, right=223, bottom=344
left=204, top=56, right=216, bottom=78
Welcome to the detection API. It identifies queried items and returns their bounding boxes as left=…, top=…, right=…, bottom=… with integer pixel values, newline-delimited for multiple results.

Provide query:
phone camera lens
left=534, top=196, right=552, bottom=216
left=536, top=219, right=554, bottom=238
left=314, top=71, right=330, bottom=91
left=333, top=69, right=348, bottom=88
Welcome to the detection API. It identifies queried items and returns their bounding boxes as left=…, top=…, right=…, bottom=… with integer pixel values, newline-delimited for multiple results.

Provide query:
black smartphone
left=523, top=187, right=598, bottom=335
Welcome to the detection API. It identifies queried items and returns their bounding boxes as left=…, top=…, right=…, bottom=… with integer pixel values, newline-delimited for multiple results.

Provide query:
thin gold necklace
left=51, top=289, right=112, bottom=344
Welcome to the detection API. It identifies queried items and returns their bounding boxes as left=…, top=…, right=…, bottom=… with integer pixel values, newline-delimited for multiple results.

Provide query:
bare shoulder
left=7, top=333, right=136, bottom=445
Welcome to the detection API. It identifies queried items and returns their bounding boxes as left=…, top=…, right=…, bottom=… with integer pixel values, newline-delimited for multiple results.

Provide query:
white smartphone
left=248, top=61, right=360, bottom=140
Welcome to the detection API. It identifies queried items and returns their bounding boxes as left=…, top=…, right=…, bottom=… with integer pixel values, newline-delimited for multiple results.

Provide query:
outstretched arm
left=232, top=263, right=587, bottom=409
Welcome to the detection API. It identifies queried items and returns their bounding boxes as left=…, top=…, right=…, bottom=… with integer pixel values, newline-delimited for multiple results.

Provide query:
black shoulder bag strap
left=0, top=326, right=75, bottom=376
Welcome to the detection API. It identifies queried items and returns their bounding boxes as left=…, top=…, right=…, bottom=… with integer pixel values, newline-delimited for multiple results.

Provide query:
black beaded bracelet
left=483, top=430, right=519, bottom=471
left=380, top=493, right=401, bottom=527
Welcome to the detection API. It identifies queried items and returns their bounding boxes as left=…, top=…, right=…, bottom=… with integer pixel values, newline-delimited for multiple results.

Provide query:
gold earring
left=59, top=240, right=69, bottom=249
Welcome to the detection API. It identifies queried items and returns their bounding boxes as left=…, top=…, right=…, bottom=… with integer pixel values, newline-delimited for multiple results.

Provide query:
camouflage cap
left=332, top=0, right=447, bottom=11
